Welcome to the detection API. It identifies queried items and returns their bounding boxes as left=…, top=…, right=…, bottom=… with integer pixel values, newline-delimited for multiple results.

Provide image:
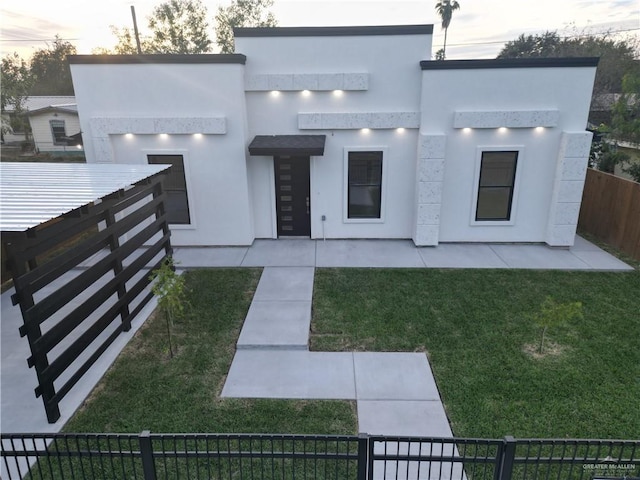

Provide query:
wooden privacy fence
left=578, top=168, right=640, bottom=260
left=3, top=170, right=171, bottom=423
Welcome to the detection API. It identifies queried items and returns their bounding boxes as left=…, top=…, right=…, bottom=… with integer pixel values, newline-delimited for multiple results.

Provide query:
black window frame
left=347, top=151, right=383, bottom=220
left=475, top=150, right=518, bottom=222
left=50, top=119, right=67, bottom=145
left=147, top=154, right=191, bottom=225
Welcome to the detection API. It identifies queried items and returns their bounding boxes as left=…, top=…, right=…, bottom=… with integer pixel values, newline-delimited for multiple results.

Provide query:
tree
left=497, top=31, right=561, bottom=58
left=434, top=0, right=460, bottom=60
left=611, top=72, right=640, bottom=146
left=29, top=36, right=76, bottom=95
left=149, top=257, right=189, bottom=359
left=215, top=0, right=277, bottom=54
left=532, top=297, right=583, bottom=355
left=1, top=53, right=33, bottom=141
left=93, top=26, right=153, bottom=55
left=100, top=0, right=212, bottom=54
left=147, top=0, right=212, bottom=53
left=497, top=31, right=640, bottom=98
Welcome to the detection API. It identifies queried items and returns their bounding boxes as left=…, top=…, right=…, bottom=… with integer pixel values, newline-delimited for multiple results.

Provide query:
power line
left=439, top=27, right=640, bottom=48
left=0, top=38, right=80, bottom=42
left=2, top=26, right=638, bottom=47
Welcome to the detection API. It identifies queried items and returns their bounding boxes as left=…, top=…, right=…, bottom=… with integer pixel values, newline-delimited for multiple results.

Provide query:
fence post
left=139, top=430, right=157, bottom=480
left=497, top=436, right=516, bottom=480
left=357, top=433, right=368, bottom=480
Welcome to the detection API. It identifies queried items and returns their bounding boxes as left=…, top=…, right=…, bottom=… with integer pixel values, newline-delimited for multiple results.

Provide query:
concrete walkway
left=223, top=266, right=457, bottom=438
left=173, top=236, right=633, bottom=270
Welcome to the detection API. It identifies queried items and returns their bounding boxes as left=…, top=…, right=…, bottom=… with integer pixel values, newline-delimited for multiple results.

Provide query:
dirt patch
left=523, top=341, right=568, bottom=359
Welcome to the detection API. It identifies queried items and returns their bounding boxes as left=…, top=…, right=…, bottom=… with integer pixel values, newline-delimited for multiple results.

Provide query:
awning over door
left=248, top=135, right=326, bottom=156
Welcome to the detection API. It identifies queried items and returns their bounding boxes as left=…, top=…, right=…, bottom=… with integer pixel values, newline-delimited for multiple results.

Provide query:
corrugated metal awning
left=248, top=135, right=326, bottom=156
left=0, top=162, right=170, bottom=232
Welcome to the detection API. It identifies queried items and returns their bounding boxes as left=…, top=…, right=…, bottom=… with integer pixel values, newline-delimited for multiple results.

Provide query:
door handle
left=306, top=197, right=310, bottom=215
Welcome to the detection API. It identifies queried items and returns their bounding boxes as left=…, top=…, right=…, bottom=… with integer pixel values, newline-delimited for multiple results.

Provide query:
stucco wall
left=418, top=64, right=596, bottom=245
left=237, top=30, right=431, bottom=239
left=70, top=60, right=254, bottom=246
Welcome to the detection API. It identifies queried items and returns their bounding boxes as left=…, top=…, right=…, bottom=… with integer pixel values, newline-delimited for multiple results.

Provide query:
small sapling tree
left=533, top=296, right=583, bottom=354
left=149, top=256, right=188, bottom=358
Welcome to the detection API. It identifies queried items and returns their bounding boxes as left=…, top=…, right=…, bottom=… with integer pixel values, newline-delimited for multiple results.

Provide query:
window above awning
left=248, top=135, right=326, bottom=156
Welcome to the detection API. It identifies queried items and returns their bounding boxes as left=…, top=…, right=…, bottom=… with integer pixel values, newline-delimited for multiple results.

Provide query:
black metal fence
left=2, top=170, right=171, bottom=424
left=2, top=432, right=638, bottom=480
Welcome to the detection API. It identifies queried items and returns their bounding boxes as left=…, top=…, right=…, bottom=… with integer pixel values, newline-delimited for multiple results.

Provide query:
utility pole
left=131, top=5, right=143, bottom=54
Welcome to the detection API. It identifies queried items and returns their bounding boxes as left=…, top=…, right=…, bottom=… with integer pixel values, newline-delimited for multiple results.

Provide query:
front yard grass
left=311, top=268, right=640, bottom=439
left=64, top=268, right=357, bottom=435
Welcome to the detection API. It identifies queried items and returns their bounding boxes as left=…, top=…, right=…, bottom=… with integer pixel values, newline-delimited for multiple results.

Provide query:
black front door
left=274, top=156, right=310, bottom=236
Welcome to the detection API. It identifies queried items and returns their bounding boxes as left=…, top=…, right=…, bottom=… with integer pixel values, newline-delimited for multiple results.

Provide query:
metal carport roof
left=0, top=162, right=170, bottom=232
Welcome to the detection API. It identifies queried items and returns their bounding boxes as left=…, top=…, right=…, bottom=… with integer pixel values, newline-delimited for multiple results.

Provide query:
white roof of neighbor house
left=0, top=162, right=169, bottom=232
left=4, top=96, right=77, bottom=113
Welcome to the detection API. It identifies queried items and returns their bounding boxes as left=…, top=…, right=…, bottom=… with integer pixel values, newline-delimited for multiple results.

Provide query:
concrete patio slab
left=354, top=353, right=441, bottom=401
left=241, top=239, right=316, bottom=266
left=490, top=244, right=590, bottom=269
left=253, top=267, right=315, bottom=301
left=358, top=400, right=453, bottom=437
left=173, top=246, right=248, bottom=267
left=418, top=244, right=509, bottom=269
left=569, top=250, right=634, bottom=270
left=237, top=300, right=311, bottom=350
left=570, top=236, right=603, bottom=252
left=316, top=240, right=426, bottom=268
left=221, top=350, right=356, bottom=399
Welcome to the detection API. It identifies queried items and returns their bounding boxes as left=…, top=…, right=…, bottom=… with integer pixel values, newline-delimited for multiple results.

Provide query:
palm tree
left=435, top=0, right=460, bottom=60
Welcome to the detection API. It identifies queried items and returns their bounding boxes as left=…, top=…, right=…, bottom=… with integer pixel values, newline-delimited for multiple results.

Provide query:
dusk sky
left=1, top=0, right=638, bottom=59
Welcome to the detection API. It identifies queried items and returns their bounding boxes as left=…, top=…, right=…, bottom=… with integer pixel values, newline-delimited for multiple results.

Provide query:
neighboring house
left=2, top=96, right=83, bottom=153
left=69, top=25, right=598, bottom=247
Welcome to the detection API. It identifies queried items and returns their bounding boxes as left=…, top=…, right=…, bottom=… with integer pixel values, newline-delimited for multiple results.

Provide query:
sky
left=1, top=0, right=638, bottom=60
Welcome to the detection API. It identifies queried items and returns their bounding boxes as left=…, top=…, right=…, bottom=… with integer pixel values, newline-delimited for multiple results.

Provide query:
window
left=50, top=120, right=66, bottom=145
left=148, top=155, right=191, bottom=224
left=475, top=151, right=518, bottom=221
left=347, top=151, right=383, bottom=219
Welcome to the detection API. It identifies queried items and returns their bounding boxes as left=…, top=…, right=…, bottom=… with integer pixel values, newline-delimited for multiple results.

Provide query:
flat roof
left=235, top=25, right=434, bottom=37
left=0, top=162, right=170, bottom=232
left=420, top=57, right=600, bottom=70
left=68, top=54, right=247, bottom=65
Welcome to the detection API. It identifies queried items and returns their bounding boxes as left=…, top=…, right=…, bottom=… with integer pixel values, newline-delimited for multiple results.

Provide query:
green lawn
left=64, top=268, right=356, bottom=435
left=311, top=268, right=640, bottom=439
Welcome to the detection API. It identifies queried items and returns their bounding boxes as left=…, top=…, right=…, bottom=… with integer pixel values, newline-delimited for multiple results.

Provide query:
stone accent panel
left=546, top=131, right=593, bottom=246
left=298, top=112, right=420, bottom=130
left=245, top=73, right=369, bottom=91
left=88, top=116, right=227, bottom=163
left=453, top=110, right=560, bottom=129
left=413, top=134, right=447, bottom=246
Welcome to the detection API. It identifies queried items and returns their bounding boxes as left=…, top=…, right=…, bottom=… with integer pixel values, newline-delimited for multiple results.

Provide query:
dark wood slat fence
left=2, top=171, right=171, bottom=423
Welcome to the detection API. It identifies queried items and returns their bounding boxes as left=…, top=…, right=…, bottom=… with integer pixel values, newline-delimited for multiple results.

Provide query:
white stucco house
left=68, top=25, right=598, bottom=247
